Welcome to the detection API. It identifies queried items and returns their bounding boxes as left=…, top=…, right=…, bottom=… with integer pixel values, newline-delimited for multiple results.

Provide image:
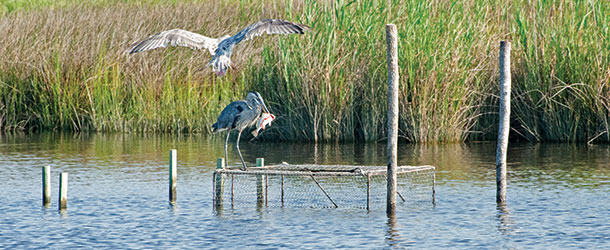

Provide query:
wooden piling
left=215, top=157, right=224, bottom=209
left=256, top=158, right=266, bottom=207
left=58, top=172, right=68, bottom=210
left=169, top=149, right=177, bottom=203
left=496, top=41, right=511, bottom=204
left=42, top=166, right=51, bottom=206
left=386, top=23, right=399, bottom=215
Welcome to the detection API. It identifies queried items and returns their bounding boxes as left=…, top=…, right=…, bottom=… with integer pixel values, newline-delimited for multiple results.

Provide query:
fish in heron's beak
left=252, top=113, right=275, bottom=137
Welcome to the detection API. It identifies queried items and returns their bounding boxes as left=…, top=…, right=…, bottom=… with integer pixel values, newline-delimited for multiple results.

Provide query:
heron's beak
left=257, top=96, right=270, bottom=114
left=260, top=99, right=270, bottom=114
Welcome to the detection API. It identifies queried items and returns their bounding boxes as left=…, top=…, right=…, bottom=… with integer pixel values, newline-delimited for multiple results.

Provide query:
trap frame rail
left=213, top=160, right=436, bottom=210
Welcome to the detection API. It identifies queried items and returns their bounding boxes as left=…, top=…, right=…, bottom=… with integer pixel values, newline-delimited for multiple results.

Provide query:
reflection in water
left=386, top=213, right=401, bottom=248
left=170, top=202, right=179, bottom=214
left=1, top=133, right=609, bottom=249
left=59, top=209, right=68, bottom=218
left=497, top=203, right=515, bottom=235
left=313, top=143, right=318, bottom=164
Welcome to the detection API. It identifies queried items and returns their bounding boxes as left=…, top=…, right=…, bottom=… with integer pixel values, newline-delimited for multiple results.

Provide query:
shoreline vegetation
left=0, top=0, right=608, bottom=143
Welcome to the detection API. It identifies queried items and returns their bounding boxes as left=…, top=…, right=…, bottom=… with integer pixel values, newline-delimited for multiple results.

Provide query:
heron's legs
left=235, top=129, right=247, bottom=170
left=224, top=130, right=231, bottom=168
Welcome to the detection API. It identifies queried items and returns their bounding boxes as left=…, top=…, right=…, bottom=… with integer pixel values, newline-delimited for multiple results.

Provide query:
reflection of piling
left=280, top=175, right=285, bottom=207
left=256, top=158, right=267, bottom=208
left=496, top=41, right=511, bottom=204
left=432, top=168, right=436, bottom=205
left=169, top=149, right=177, bottom=203
left=386, top=23, right=399, bottom=215
left=42, top=166, right=51, bottom=206
left=214, top=158, right=224, bottom=210
left=366, top=174, right=371, bottom=211
left=58, top=172, right=68, bottom=210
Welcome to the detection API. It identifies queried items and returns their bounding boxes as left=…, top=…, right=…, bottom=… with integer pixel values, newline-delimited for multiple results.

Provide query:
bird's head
left=246, top=91, right=270, bottom=114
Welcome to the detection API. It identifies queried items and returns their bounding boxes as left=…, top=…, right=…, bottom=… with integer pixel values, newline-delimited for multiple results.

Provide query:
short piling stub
left=58, top=172, right=68, bottom=210
left=256, top=158, right=267, bottom=208
left=169, top=149, right=177, bottom=204
left=214, top=157, right=224, bottom=210
left=42, top=166, right=51, bottom=206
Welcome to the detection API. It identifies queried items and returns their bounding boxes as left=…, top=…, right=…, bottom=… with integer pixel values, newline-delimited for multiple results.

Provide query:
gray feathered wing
left=128, top=29, right=220, bottom=55
left=229, top=19, right=311, bottom=45
left=207, top=19, right=311, bottom=74
left=212, top=100, right=248, bottom=132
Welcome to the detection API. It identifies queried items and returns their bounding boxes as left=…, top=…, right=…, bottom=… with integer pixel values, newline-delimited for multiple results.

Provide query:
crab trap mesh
left=213, top=164, right=435, bottom=210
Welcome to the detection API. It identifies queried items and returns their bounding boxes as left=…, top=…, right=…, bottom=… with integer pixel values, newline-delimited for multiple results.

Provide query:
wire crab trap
left=213, top=160, right=435, bottom=210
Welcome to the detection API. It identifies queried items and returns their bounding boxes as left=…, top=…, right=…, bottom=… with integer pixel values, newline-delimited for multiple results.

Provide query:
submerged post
left=214, top=158, right=224, bottom=210
left=256, top=158, right=266, bottom=208
left=169, top=149, right=177, bottom=203
left=42, top=166, right=51, bottom=206
left=496, top=41, right=511, bottom=204
left=386, top=24, right=399, bottom=215
left=58, top=172, right=68, bottom=210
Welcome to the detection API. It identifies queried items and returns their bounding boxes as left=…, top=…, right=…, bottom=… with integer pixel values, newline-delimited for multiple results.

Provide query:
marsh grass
left=0, top=0, right=609, bottom=143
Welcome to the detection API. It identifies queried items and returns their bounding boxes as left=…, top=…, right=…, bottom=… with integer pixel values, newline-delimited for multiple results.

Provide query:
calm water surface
left=0, top=133, right=608, bottom=249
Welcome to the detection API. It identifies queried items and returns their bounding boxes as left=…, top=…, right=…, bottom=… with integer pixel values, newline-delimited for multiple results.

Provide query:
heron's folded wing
left=231, top=19, right=311, bottom=44
left=128, top=29, right=219, bottom=55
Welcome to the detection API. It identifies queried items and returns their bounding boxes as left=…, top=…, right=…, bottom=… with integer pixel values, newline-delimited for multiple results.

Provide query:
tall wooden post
left=496, top=41, right=511, bottom=204
left=42, top=166, right=51, bottom=206
left=58, top=172, right=68, bottom=210
left=386, top=24, right=399, bottom=215
left=214, top=157, right=224, bottom=210
left=169, top=149, right=177, bottom=203
left=256, top=158, right=266, bottom=208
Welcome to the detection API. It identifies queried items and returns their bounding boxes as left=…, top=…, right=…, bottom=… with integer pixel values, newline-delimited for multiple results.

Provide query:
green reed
left=0, top=0, right=608, bottom=143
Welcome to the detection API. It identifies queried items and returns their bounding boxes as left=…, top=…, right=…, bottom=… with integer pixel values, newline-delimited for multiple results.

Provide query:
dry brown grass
left=0, top=0, right=608, bottom=143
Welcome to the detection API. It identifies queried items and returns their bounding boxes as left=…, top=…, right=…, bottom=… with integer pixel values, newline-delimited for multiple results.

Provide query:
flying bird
left=212, top=92, right=271, bottom=170
left=128, top=19, right=311, bottom=76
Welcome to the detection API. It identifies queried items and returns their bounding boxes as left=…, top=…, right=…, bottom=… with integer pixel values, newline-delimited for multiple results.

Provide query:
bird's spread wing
left=231, top=19, right=311, bottom=44
left=128, top=29, right=219, bottom=55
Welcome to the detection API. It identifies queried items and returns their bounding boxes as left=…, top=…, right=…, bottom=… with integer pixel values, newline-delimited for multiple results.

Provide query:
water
left=1, top=133, right=608, bottom=249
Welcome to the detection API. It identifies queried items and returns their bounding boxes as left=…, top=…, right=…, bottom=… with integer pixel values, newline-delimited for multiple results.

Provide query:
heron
left=128, top=19, right=311, bottom=76
left=212, top=92, right=270, bottom=170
